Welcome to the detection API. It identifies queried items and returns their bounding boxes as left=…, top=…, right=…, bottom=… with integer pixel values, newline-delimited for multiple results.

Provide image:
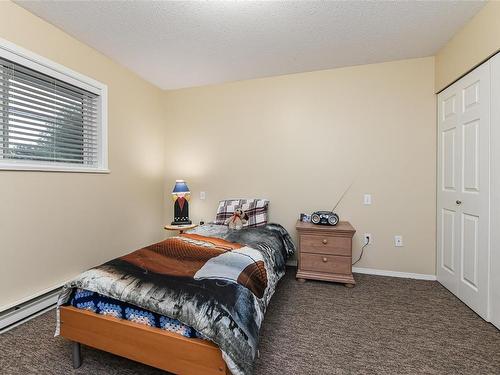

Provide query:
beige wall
left=0, top=2, right=443, bottom=310
left=163, top=57, right=436, bottom=275
left=0, top=2, right=166, bottom=310
left=435, top=1, right=500, bottom=92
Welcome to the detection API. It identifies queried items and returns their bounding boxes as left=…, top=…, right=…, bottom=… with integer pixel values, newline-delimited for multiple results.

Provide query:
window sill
left=0, top=164, right=110, bottom=174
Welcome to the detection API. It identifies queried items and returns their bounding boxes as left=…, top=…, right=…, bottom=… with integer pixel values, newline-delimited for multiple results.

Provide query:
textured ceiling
left=17, top=1, right=485, bottom=90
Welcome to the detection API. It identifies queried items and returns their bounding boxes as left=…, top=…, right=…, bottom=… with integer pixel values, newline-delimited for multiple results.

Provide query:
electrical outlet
left=200, top=191, right=206, bottom=200
left=363, top=194, right=372, bottom=205
left=363, top=233, right=372, bottom=245
left=394, top=235, right=403, bottom=247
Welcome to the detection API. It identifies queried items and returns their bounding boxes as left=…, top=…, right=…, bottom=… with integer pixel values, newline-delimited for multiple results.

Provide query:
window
left=0, top=39, right=107, bottom=172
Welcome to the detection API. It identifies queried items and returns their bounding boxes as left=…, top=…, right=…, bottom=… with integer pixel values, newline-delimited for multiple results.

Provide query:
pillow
left=215, top=199, right=269, bottom=227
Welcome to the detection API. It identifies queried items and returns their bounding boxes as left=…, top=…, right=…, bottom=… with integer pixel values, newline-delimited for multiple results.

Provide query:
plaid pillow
left=215, top=199, right=269, bottom=228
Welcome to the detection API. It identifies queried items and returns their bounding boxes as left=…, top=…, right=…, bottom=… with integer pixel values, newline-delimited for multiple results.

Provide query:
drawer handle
left=322, top=257, right=328, bottom=263
left=322, top=239, right=328, bottom=245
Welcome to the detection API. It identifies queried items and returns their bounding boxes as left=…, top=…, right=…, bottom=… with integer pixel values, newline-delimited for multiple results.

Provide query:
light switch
left=363, top=194, right=372, bottom=205
left=200, top=191, right=206, bottom=200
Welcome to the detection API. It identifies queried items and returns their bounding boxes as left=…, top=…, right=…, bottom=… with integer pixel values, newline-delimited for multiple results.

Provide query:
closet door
left=490, top=54, right=500, bottom=329
left=437, top=61, right=490, bottom=320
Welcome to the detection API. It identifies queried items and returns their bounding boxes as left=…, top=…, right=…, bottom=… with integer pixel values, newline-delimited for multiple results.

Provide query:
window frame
left=0, top=37, right=108, bottom=173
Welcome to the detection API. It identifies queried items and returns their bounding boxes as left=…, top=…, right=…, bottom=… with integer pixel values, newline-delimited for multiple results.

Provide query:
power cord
left=352, top=237, right=369, bottom=266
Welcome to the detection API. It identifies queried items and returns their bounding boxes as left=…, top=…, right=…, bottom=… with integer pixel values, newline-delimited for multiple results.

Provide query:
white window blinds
left=0, top=40, right=107, bottom=172
left=0, top=56, right=101, bottom=168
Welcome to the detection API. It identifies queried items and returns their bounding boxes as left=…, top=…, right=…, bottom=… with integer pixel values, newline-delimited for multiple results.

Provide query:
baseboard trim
left=0, top=304, right=56, bottom=334
left=0, top=278, right=69, bottom=313
left=0, top=286, right=61, bottom=333
left=287, top=260, right=436, bottom=281
left=352, top=267, right=437, bottom=281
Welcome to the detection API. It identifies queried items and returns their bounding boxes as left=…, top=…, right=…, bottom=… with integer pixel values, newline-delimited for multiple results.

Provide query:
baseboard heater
left=0, top=288, right=61, bottom=333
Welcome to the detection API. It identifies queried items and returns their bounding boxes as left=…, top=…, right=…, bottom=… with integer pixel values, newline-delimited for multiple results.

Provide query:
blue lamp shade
left=172, top=180, right=190, bottom=194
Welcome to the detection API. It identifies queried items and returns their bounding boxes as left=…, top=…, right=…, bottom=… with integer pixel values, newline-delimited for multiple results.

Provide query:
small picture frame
left=299, top=213, right=311, bottom=223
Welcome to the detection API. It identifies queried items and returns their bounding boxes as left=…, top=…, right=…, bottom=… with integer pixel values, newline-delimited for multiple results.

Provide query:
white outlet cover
left=394, top=235, right=403, bottom=247
left=363, top=233, right=372, bottom=245
left=200, top=191, right=206, bottom=200
left=363, top=194, right=372, bottom=205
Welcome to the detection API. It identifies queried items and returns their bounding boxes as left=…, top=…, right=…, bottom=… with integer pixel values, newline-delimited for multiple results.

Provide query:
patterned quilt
left=69, top=288, right=203, bottom=338
left=56, top=223, right=294, bottom=375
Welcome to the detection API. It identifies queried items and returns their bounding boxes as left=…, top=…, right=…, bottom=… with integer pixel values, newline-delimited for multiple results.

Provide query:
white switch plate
left=363, top=194, right=372, bottom=205
left=394, top=235, right=403, bottom=247
left=200, top=191, right=206, bottom=200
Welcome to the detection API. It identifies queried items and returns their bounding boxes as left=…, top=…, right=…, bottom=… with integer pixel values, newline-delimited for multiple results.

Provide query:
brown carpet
left=1, top=268, right=499, bottom=374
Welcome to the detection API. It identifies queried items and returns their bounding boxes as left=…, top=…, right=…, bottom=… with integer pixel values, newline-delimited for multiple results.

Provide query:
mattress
left=68, top=288, right=203, bottom=339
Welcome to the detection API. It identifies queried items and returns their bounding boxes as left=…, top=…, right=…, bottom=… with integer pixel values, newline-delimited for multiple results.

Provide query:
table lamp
left=171, top=180, right=192, bottom=225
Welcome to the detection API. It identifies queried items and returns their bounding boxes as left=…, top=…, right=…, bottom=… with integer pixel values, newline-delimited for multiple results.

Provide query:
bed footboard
left=59, top=306, right=229, bottom=375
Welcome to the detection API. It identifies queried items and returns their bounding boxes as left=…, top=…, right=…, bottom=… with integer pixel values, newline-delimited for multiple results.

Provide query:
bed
left=56, top=222, right=295, bottom=375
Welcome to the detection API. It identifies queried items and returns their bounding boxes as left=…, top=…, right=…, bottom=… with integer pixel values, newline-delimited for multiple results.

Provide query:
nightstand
left=164, top=223, right=198, bottom=234
left=296, top=220, right=356, bottom=287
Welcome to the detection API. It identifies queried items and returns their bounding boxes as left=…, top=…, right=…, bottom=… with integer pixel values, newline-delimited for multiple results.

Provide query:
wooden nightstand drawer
left=300, top=253, right=351, bottom=275
left=300, top=234, right=351, bottom=256
left=296, top=220, right=356, bottom=287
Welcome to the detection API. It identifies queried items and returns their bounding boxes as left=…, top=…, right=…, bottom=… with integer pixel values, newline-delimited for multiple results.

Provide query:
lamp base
left=171, top=220, right=192, bottom=226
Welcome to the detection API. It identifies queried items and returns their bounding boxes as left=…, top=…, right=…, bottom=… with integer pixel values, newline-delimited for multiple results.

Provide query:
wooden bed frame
left=59, top=306, right=229, bottom=375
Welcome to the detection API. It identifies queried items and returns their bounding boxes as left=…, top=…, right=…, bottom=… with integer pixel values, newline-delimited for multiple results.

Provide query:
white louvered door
left=437, top=61, right=491, bottom=320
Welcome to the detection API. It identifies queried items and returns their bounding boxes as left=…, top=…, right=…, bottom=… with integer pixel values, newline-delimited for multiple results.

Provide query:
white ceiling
left=17, top=1, right=485, bottom=90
